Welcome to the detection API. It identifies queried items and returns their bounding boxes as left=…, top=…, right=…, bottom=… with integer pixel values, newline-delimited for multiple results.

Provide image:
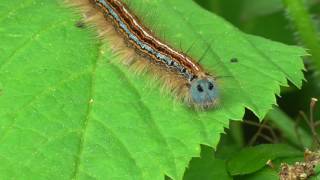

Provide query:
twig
left=309, top=98, right=320, bottom=148
left=249, top=119, right=269, bottom=145
left=258, top=133, right=276, bottom=143
left=244, top=120, right=279, bottom=144
left=299, top=98, right=320, bottom=149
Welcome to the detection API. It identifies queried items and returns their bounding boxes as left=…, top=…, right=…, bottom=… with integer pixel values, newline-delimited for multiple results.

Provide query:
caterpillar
left=69, top=0, right=219, bottom=108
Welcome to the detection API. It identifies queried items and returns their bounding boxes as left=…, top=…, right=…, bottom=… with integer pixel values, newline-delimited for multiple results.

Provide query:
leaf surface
left=227, top=144, right=301, bottom=175
left=183, top=145, right=231, bottom=180
left=0, top=0, right=305, bottom=179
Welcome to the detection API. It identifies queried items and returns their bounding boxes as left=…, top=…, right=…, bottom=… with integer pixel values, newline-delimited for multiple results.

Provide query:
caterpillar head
left=190, top=77, right=218, bottom=108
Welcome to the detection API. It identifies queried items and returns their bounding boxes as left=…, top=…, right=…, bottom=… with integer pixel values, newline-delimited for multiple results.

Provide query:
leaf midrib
left=71, top=44, right=99, bottom=180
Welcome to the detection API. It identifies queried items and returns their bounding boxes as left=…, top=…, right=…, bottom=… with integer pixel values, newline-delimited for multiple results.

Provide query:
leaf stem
left=282, top=0, right=320, bottom=69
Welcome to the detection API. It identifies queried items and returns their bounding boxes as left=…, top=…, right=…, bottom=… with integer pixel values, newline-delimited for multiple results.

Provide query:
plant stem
left=282, top=0, right=320, bottom=70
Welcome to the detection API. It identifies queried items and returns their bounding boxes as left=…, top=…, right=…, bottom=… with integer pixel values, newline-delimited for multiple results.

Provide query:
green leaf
left=236, top=156, right=307, bottom=180
left=183, top=145, right=232, bottom=180
left=242, top=0, right=284, bottom=19
left=227, top=144, right=301, bottom=176
left=215, top=126, right=243, bottom=160
left=236, top=167, right=279, bottom=180
left=241, top=0, right=319, bottom=19
left=0, top=0, right=305, bottom=179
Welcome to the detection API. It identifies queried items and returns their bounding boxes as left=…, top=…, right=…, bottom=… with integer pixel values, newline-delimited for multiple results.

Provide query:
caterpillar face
left=190, top=78, right=218, bottom=108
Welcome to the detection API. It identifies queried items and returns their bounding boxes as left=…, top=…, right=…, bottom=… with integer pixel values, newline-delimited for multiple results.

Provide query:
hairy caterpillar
left=69, top=0, right=219, bottom=108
